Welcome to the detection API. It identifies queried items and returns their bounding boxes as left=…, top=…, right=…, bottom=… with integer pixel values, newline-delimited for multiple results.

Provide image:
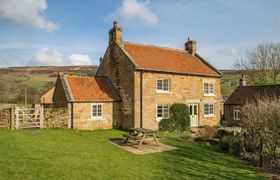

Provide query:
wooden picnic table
left=124, top=128, right=159, bottom=148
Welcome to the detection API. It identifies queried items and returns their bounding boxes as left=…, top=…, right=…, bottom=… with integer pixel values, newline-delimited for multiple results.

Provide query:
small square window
left=156, top=79, right=170, bottom=93
left=204, top=103, right=214, bottom=116
left=157, top=104, right=169, bottom=121
left=204, top=83, right=214, bottom=95
left=91, top=103, right=103, bottom=119
left=233, top=107, right=240, bottom=120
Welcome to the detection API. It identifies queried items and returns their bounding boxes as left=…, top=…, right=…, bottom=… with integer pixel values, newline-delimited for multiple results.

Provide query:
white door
left=189, top=104, right=199, bottom=127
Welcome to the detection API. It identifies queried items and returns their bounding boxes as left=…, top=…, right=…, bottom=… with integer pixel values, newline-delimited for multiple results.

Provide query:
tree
left=241, top=96, right=280, bottom=167
left=235, top=42, right=280, bottom=84
left=269, top=43, right=280, bottom=82
left=15, top=86, right=39, bottom=104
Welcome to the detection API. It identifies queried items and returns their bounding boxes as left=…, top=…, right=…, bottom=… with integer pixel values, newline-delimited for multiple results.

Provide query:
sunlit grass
left=0, top=129, right=266, bottom=179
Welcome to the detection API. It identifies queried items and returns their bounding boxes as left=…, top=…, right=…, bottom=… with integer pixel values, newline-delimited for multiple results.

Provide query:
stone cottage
left=53, top=21, right=222, bottom=130
left=53, top=74, right=121, bottom=130
left=224, top=78, right=280, bottom=126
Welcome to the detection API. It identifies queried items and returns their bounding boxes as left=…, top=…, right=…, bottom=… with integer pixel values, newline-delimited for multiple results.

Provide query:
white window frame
left=203, top=83, right=214, bottom=96
left=204, top=103, right=215, bottom=117
left=156, top=78, right=170, bottom=93
left=156, top=104, right=170, bottom=121
left=233, top=107, right=240, bottom=120
left=91, top=103, right=103, bottom=119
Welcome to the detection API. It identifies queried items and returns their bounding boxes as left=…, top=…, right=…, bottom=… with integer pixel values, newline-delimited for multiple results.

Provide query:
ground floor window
left=204, top=103, right=214, bottom=116
left=233, top=107, right=240, bottom=120
left=157, top=104, right=169, bottom=121
left=91, top=103, right=103, bottom=119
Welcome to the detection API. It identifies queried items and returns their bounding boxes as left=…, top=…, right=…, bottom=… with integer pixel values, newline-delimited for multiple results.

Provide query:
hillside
left=0, top=66, right=98, bottom=104
left=1, top=67, right=278, bottom=105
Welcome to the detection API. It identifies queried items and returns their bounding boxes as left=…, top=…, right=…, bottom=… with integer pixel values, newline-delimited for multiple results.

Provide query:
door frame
left=188, top=103, right=199, bottom=127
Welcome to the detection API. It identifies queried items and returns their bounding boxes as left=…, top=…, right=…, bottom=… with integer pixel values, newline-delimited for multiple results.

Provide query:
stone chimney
left=185, top=37, right=197, bottom=54
left=239, top=75, right=246, bottom=86
left=109, top=21, right=122, bottom=45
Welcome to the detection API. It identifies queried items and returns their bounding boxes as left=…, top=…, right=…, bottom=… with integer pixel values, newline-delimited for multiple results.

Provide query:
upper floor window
left=91, top=103, right=103, bottom=119
left=204, top=83, right=214, bottom=96
left=156, top=78, right=170, bottom=93
left=233, top=107, right=240, bottom=120
left=204, top=103, right=214, bottom=116
left=156, top=104, right=170, bottom=121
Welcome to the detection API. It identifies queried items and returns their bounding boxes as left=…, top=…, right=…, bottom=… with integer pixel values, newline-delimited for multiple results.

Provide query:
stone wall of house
left=0, top=108, right=12, bottom=128
left=72, top=102, right=120, bottom=130
left=97, top=44, right=136, bottom=129
left=43, top=108, right=68, bottom=128
left=134, top=72, right=222, bottom=130
left=53, top=75, right=68, bottom=108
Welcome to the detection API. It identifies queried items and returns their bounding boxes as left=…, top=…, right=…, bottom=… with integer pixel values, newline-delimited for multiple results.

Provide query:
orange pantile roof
left=123, top=42, right=220, bottom=76
left=65, top=75, right=121, bottom=102
left=41, top=86, right=55, bottom=104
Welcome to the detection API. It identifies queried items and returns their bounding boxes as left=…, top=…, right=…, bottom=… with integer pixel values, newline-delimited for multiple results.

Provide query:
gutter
left=140, top=70, right=143, bottom=128
left=70, top=102, right=74, bottom=129
left=135, top=68, right=221, bottom=78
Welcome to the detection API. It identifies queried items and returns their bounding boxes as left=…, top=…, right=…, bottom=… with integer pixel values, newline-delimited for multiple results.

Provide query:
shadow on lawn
left=157, top=136, right=265, bottom=179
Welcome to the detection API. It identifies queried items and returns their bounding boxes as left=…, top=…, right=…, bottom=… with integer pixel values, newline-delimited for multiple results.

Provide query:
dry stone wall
left=0, top=106, right=68, bottom=129
left=43, top=108, right=68, bottom=128
left=0, top=108, right=12, bottom=128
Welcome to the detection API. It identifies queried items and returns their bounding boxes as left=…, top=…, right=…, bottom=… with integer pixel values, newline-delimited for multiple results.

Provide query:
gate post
left=10, top=107, right=14, bottom=130
left=40, top=105, right=44, bottom=129
left=15, top=107, right=19, bottom=130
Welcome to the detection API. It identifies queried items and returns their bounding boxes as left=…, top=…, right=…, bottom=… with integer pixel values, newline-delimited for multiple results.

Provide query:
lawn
left=0, top=129, right=266, bottom=179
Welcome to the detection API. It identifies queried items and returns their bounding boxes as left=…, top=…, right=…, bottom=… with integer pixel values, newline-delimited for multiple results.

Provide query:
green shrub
left=159, top=103, right=190, bottom=133
left=218, top=129, right=230, bottom=139
left=219, top=134, right=242, bottom=156
left=159, top=118, right=175, bottom=132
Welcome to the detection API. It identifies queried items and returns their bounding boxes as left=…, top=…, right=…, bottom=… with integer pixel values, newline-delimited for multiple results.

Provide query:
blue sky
left=0, top=0, right=279, bottom=69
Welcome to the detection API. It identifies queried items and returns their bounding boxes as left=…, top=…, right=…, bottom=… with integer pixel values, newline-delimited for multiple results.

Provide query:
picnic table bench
left=123, top=128, right=159, bottom=148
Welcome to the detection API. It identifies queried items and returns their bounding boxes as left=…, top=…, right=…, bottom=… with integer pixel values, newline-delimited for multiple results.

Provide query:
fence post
left=40, top=105, right=44, bottom=129
left=15, top=107, right=19, bottom=130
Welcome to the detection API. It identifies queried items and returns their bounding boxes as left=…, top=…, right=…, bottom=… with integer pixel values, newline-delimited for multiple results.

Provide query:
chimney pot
left=113, top=21, right=118, bottom=27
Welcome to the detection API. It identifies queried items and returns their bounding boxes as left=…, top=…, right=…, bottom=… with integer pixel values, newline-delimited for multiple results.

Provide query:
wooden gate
left=15, top=107, right=43, bottom=129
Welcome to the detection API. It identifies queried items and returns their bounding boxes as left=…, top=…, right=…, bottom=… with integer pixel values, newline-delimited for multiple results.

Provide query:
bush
left=219, top=134, right=242, bottom=156
left=159, top=103, right=190, bottom=133
left=159, top=118, right=175, bottom=132
left=218, top=129, right=230, bottom=139
left=197, top=126, right=219, bottom=142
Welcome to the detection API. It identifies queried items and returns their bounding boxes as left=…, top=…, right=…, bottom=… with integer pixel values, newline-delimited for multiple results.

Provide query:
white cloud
left=69, top=54, right=92, bottom=65
left=114, top=0, right=158, bottom=25
left=32, top=49, right=92, bottom=66
left=0, top=0, right=58, bottom=32
left=217, top=48, right=240, bottom=57
left=34, top=48, right=63, bottom=66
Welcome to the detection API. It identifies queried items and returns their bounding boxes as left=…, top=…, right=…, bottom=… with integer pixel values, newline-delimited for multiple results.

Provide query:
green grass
left=0, top=129, right=266, bottom=179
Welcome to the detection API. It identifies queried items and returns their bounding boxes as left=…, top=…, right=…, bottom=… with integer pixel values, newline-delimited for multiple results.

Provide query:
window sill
left=156, top=118, right=162, bottom=122
left=233, top=118, right=240, bottom=121
left=90, top=117, right=103, bottom=121
left=204, top=115, right=215, bottom=118
left=156, top=90, right=171, bottom=94
left=203, top=94, right=215, bottom=97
